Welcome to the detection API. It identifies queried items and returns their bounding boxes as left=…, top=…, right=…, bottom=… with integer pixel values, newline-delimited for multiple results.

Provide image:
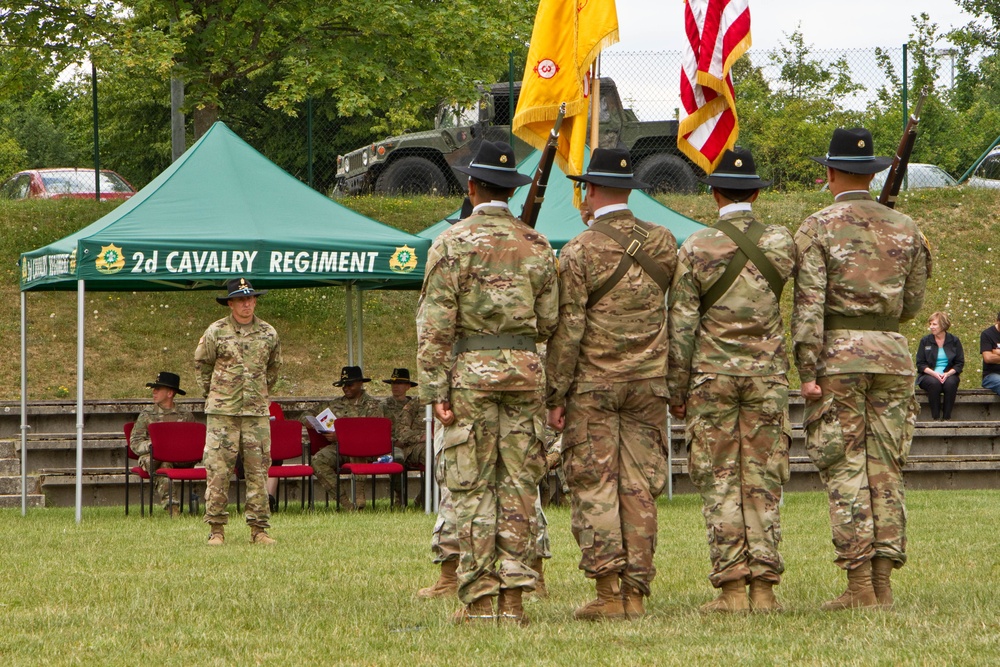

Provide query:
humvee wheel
left=375, top=156, right=450, bottom=195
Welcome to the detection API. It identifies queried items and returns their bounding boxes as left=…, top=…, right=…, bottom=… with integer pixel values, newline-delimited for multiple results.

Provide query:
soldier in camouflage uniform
left=418, top=425, right=556, bottom=600
left=311, top=366, right=384, bottom=510
left=129, top=371, right=195, bottom=514
left=195, top=278, right=282, bottom=545
left=667, top=148, right=793, bottom=613
left=793, top=128, right=930, bottom=610
left=417, top=140, right=558, bottom=625
left=546, top=148, right=677, bottom=621
left=379, top=368, right=425, bottom=506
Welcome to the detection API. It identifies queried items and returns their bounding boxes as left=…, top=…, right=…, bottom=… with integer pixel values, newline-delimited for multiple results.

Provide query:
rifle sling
left=699, top=219, right=785, bottom=315
left=586, top=221, right=671, bottom=309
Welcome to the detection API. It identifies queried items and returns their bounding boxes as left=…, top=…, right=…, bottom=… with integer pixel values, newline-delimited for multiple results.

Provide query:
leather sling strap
left=585, top=221, right=672, bottom=309
left=699, top=219, right=785, bottom=315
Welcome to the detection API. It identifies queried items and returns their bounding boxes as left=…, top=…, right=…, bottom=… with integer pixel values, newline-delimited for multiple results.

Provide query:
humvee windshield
left=436, top=102, right=480, bottom=129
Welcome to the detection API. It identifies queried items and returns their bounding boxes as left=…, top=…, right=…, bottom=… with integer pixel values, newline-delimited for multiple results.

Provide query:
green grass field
left=2, top=490, right=999, bottom=666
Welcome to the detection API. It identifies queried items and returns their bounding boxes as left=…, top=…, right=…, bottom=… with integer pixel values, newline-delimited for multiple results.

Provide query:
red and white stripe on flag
left=678, top=0, right=751, bottom=175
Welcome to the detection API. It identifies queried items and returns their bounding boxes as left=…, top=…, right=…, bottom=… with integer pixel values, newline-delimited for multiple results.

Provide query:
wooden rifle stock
left=520, top=103, right=566, bottom=228
left=878, top=87, right=928, bottom=209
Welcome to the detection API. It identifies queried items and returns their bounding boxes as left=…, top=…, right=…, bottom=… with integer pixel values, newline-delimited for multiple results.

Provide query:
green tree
left=121, top=0, right=536, bottom=138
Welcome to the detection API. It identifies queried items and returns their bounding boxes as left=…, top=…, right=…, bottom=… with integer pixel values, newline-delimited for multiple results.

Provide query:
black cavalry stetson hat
left=810, top=127, right=893, bottom=175
left=455, top=141, right=532, bottom=189
left=383, top=368, right=418, bottom=387
left=333, top=366, right=372, bottom=387
left=567, top=147, right=649, bottom=190
left=216, top=277, right=268, bottom=305
left=146, top=371, right=186, bottom=395
left=700, top=147, right=772, bottom=190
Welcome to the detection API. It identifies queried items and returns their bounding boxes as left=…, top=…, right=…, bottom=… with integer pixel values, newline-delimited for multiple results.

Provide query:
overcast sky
left=612, top=0, right=977, bottom=52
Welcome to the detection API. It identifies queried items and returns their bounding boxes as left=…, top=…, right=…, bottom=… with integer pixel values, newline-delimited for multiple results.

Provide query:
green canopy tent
left=17, top=122, right=431, bottom=520
left=418, top=149, right=705, bottom=249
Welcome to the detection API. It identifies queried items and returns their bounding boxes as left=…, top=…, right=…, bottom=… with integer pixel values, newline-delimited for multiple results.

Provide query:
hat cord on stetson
left=469, top=163, right=518, bottom=173
left=825, top=154, right=877, bottom=161
left=586, top=170, right=633, bottom=178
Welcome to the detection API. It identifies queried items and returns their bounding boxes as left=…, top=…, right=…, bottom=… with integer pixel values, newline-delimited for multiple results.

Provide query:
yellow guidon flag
left=513, top=0, right=619, bottom=190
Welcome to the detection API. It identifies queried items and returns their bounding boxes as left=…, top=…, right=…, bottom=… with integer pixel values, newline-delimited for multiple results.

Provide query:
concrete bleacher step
left=0, top=495, right=46, bottom=509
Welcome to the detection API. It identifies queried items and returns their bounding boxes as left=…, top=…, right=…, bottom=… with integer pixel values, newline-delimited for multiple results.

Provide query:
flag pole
left=589, top=59, right=601, bottom=150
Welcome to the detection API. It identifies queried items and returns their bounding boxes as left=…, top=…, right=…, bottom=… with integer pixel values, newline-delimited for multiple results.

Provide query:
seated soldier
left=310, top=366, right=384, bottom=510
left=129, top=372, right=196, bottom=516
left=380, top=368, right=426, bottom=506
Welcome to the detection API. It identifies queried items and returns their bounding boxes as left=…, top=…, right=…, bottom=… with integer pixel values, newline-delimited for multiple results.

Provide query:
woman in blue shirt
left=915, top=311, right=964, bottom=420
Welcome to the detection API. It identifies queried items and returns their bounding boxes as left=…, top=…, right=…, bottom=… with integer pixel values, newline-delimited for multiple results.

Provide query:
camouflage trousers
left=312, top=445, right=367, bottom=508
left=804, top=373, right=917, bottom=570
left=685, top=374, right=790, bottom=587
left=563, top=378, right=670, bottom=596
left=430, top=484, right=551, bottom=563
left=203, top=415, right=271, bottom=529
left=441, top=388, right=547, bottom=604
left=138, top=454, right=194, bottom=509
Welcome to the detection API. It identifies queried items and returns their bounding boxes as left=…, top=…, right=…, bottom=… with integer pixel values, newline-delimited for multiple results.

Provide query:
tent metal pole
left=76, top=280, right=85, bottom=524
left=666, top=412, right=673, bottom=500
left=20, top=291, right=28, bottom=516
left=345, top=284, right=354, bottom=365
left=356, top=290, right=364, bottom=369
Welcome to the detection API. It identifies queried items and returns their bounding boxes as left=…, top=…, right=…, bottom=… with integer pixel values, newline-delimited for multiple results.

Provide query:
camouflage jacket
left=667, top=209, right=794, bottom=404
left=381, top=395, right=425, bottom=450
left=328, top=391, right=385, bottom=421
left=195, top=314, right=282, bottom=417
left=792, top=192, right=930, bottom=382
left=417, top=204, right=559, bottom=403
left=545, top=209, right=677, bottom=408
left=130, top=403, right=195, bottom=457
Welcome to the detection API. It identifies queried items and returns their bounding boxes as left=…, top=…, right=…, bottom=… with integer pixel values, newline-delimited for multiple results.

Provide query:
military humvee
left=334, top=78, right=700, bottom=196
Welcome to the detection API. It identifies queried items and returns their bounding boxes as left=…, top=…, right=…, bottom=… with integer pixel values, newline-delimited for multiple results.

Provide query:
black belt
left=824, top=314, right=900, bottom=332
left=453, top=334, right=536, bottom=354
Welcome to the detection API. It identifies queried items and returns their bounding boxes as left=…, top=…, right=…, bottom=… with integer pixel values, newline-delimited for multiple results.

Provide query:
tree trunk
left=192, top=103, right=219, bottom=139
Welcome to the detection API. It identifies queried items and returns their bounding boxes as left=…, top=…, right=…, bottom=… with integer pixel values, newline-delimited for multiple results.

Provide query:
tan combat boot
left=251, top=527, right=276, bottom=545
left=452, top=596, right=495, bottom=624
left=498, top=588, right=529, bottom=626
left=871, top=557, right=895, bottom=609
left=621, top=582, right=646, bottom=619
left=574, top=574, right=627, bottom=621
left=207, top=524, right=225, bottom=546
left=748, top=578, right=783, bottom=613
left=417, top=560, right=459, bottom=599
left=700, top=578, right=750, bottom=613
left=531, top=557, right=548, bottom=599
left=821, top=561, right=878, bottom=611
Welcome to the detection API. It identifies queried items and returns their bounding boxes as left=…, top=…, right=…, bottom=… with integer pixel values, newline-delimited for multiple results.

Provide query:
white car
left=870, top=163, right=958, bottom=192
left=966, top=149, right=1000, bottom=189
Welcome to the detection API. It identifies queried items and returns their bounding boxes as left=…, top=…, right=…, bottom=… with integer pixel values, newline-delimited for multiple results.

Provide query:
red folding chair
left=123, top=421, right=152, bottom=517
left=233, top=402, right=288, bottom=512
left=268, top=420, right=314, bottom=510
left=148, top=422, right=207, bottom=516
left=269, top=402, right=285, bottom=421
left=333, top=417, right=405, bottom=510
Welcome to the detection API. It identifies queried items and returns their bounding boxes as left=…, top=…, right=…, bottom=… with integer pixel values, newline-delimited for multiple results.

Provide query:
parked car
left=869, top=163, right=958, bottom=192
left=0, top=168, right=136, bottom=201
left=965, top=148, right=1000, bottom=189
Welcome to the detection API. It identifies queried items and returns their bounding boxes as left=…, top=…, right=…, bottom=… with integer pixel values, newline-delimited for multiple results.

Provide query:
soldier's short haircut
left=471, top=178, right=515, bottom=201
left=715, top=186, right=758, bottom=203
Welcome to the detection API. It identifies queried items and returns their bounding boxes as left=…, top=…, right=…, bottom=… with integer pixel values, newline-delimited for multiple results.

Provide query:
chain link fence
left=4, top=46, right=1000, bottom=199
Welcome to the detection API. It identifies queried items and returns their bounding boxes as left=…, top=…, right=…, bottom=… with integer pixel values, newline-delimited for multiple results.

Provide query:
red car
left=0, top=168, right=136, bottom=201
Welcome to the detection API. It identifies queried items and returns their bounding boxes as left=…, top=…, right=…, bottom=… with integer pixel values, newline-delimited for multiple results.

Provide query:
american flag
left=677, top=0, right=752, bottom=175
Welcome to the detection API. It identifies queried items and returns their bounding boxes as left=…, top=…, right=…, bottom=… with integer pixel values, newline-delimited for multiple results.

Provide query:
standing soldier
left=129, top=371, right=195, bottom=515
left=667, top=148, right=794, bottom=613
left=196, top=277, right=282, bottom=545
left=417, top=140, right=558, bottom=625
left=793, top=128, right=929, bottom=609
left=546, top=147, right=677, bottom=621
